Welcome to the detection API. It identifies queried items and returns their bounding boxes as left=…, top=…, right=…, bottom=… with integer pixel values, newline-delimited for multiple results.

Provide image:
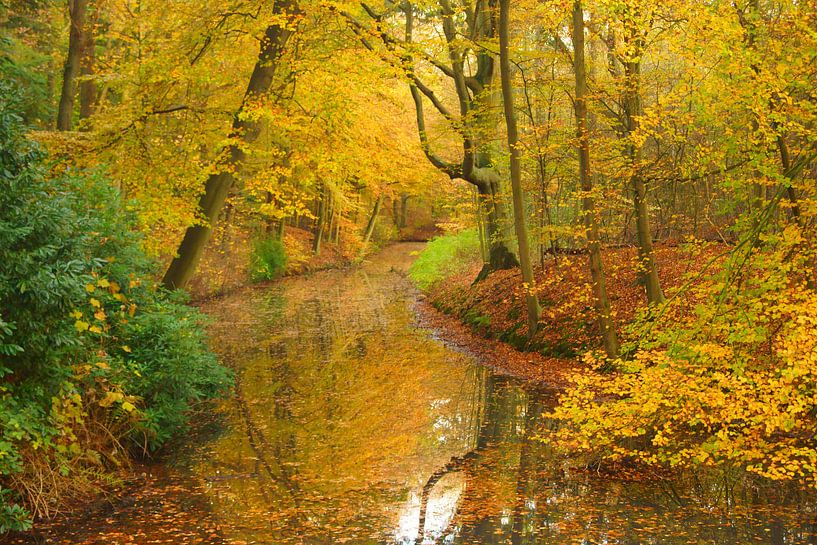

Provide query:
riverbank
left=420, top=243, right=726, bottom=368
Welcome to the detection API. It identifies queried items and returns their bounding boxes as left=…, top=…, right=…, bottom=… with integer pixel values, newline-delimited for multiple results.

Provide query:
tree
left=571, top=0, right=619, bottom=359
left=56, top=0, right=88, bottom=130
left=162, top=0, right=301, bottom=289
left=613, top=0, right=664, bottom=304
left=343, top=0, right=520, bottom=278
left=498, top=0, right=540, bottom=337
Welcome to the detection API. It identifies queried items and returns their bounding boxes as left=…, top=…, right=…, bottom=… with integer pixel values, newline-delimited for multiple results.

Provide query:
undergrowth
left=0, top=88, right=231, bottom=531
left=250, top=238, right=288, bottom=281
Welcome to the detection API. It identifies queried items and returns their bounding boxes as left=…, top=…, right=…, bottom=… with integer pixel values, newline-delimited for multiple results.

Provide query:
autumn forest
left=2, top=0, right=817, bottom=542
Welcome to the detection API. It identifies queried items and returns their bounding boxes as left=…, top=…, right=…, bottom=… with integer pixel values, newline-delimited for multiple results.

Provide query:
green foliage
left=121, top=296, right=229, bottom=449
left=0, top=34, right=52, bottom=125
left=0, top=88, right=230, bottom=529
left=250, top=238, right=288, bottom=281
left=409, top=229, right=481, bottom=290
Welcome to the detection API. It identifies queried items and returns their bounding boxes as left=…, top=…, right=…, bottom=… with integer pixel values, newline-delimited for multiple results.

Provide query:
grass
left=408, top=229, right=481, bottom=290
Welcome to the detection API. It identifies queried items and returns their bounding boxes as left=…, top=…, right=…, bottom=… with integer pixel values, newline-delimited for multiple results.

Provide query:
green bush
left=0, top=88, right=230, bottom=530
left=409, top=229, right=481, bottom=290
left=250, top=238, right=288, bottom=281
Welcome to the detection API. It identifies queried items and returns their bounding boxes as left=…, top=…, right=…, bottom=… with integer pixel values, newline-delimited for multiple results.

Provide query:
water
left=193, top=243, right=817, bottom=545
left=24, top=243, right=817, bottom=544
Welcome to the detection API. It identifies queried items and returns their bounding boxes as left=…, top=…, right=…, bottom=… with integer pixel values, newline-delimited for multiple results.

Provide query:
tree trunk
left=499, top=0, right=540, bottom=338
left=400, top=194, right=409, bottom=228
left=333, top=205, right=342, bottom=244
left=313, top=183, right=326, bottom=255
left=362, top=194, right=383, bottom=246
left=572, top=0, right=619, bottom=359
left=622, top=37, right=664, bottom=305
left=79, top=1, right=97, bottom=120
left=162, top=0, right=300, bottom=290
left=474, top=187, right=488, bottom=264
left=57, top=0, right=89, bottom=131
left=475, top=180, right=519, bottom=280
left=264, top=191, right=276, bottom=235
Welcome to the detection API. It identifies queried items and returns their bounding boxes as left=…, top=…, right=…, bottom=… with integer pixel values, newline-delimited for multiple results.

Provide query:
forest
left=1, top=0, right=817, bottom=542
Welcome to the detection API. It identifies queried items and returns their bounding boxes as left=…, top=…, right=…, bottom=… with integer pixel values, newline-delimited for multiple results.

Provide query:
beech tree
left=56, top=0, right=88, bottom=130
left=342, top=0, right=521, bottom=277
left=162, top=0, right=301, bottom=289
left=498, top=0, right=540, bottom=336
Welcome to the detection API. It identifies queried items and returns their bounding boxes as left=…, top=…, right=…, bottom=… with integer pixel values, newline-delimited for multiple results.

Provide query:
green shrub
left=250, top=238, right=288, bottom=281
left=409, top=229, right=481, bottom=290
left=0, top=88, right=230, bottom=530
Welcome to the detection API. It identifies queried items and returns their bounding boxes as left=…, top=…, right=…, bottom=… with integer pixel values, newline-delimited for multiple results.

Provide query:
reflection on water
left=195, top=243, right=817, bottom=545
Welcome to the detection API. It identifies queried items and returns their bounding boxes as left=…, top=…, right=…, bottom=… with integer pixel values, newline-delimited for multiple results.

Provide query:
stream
left=26, top=243, right=817, bottom=544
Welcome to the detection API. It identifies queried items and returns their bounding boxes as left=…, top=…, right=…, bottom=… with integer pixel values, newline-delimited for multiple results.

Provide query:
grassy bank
left=411, top=230, right=724, bottom=359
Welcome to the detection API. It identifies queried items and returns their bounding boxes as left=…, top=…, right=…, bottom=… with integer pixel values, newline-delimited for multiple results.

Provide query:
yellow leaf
left=122, top=345, right=131, bottom=353
left=121, top=401, right=136, bottom=413
left=99, top=391, right=123, bottom=408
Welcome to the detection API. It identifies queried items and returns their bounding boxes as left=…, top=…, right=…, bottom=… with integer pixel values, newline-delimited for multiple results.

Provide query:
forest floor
left=421, top=243, right=728, bottom=384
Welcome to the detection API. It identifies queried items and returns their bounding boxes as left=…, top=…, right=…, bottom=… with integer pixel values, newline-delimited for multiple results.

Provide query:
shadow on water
left=171, top=243, right=817, bottom=544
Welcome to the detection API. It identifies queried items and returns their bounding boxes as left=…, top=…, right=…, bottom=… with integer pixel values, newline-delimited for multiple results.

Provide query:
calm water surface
left=182, top=243, right=816, bottom=545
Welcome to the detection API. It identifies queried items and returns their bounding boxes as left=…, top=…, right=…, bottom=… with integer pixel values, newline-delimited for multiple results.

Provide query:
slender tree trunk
left=474, top=187, right=488, bottom=264
left=362, top=194, right=383, bottom=246
left=400, top=194, right=409, bottom=228
left=162, top=0, right=300, bottom=289
left=219, top=199, right=235, bottom=253
left=776, top=135, right=802, bottom=222
left=264, top=191, right=277, bottom=235
left=573, top=0, right=619, bottom=359
left=327, top=194, right=337, bottom=243
left=57, top=0, right=89, bottom=131
left=333, top=206, right=342, bottom=244
left=79, top=2, right=97, bottom=120
left=313, top=182, right=326, bottom=255
left=622, top=39, right=663, bottom=304
left=499, top=0, right=540, bottom=337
